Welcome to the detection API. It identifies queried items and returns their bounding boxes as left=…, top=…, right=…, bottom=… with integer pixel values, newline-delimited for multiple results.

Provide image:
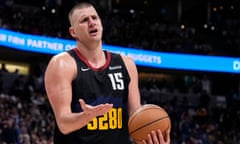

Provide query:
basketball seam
left=130, top=116, right=169, bottom=135
left=128, top=108, right=166, bottom=125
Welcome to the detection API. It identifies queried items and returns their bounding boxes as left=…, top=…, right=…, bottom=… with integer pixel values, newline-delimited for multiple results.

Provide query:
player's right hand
left=79, top=99, right=113, bottom=118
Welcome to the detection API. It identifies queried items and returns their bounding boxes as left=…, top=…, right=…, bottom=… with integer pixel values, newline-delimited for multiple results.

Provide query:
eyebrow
left=80, top=13, right=98, bottom=19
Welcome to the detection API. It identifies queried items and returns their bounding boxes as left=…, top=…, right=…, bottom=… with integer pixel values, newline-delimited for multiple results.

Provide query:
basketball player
left=44, top=1, right=170, bottom=144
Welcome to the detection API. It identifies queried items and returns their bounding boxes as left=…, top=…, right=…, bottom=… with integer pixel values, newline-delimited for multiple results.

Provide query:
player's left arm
left=122, top=55, right=171, bottom=144
left=121, top=55, right=141, bottom=116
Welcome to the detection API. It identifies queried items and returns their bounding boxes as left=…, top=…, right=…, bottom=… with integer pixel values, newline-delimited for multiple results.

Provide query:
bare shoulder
left=47, top=52, right=75, bottom=69
left=48, top=52, right=73, bottom=65
left=45, top=52, right=76, bottom=80
left=120, top=54, right=135, bottom=67
left=120, top=54, right=138, bottom=74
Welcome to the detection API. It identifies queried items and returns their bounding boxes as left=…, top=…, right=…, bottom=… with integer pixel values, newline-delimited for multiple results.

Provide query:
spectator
left=2, top=117, right=19, bottom=144
left=1, top=63, right=8, bottom=73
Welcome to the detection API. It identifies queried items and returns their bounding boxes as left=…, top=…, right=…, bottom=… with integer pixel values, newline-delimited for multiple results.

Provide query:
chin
left=89, top=38, right=102, bottom=43
left=92, top=36, right=102, bottom=41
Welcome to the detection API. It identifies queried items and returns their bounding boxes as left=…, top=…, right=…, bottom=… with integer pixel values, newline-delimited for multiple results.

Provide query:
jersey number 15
left=108, top=73, right=124, bottom=90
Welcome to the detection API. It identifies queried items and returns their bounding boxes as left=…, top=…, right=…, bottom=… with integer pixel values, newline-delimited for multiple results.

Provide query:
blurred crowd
left=0, top=1, right=239, bottom=57
left=0, top=1, right=240, bottom=144
left=0, top=67, right=54, bottom=144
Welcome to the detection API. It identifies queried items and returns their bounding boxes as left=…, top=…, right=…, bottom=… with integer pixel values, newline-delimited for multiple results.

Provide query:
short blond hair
left=68, top=2, right=94, bottom=25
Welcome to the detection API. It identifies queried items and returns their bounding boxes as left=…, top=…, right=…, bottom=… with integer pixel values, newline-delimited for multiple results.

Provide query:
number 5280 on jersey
left=87, top=108, right=122, bottom=130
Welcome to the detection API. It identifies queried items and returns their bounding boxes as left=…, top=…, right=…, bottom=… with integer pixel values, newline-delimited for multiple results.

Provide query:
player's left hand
left=142, top=129, right=170, bottom=144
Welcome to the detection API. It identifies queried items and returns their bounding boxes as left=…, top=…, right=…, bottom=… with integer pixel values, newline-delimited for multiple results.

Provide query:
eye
left=81, top=17, right=89, bottom=23
left=92, top=15, right=98, bottom=20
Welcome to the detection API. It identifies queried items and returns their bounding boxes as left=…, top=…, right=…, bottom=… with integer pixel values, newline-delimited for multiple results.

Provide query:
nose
left=88, top=18, right=96, bottom=27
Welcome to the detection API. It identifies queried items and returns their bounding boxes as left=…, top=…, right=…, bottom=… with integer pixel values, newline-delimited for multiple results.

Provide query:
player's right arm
left=44, top=52, right=113, bottom=134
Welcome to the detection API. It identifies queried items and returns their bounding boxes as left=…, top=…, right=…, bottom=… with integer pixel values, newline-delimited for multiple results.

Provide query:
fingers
left=151, top=131, right=160, bottom=144
left=79, top=99, right=113, bottom=116
left=156, top=129, right=164, bottom=144
left=142, top=139, right=147, bottom=144
left=142, top=129, right=170, bottom=144
left=79, top=99, right=86, bottom=109
left=164, top=129, right=171, bottom=144
left=95, top=103, right=113, bottom=116
left=147, top=133, right=154, bottom=144
left=79, top=99, right=90, bottom=112
left=142, top=134, right=152, bottom=144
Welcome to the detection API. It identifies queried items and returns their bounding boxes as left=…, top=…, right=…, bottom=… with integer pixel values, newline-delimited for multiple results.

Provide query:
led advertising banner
left=0, top=28, right=76, bottom=54
left=0, top=28, right=239, bottom=74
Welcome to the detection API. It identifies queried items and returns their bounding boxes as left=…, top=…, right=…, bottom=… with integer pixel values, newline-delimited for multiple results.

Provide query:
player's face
left=69, top=6, right=103, bottom=43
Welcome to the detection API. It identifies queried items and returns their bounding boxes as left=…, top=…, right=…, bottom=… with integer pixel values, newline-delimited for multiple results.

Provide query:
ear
left=69, top=26, right=76, bottom=38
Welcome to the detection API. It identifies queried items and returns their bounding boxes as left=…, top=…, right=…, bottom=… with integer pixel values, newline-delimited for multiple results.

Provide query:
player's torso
left=54, top=48, right=131, bottom=144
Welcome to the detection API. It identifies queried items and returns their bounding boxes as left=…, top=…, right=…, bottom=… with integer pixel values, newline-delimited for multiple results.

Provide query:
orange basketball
left=128, top=104, right=171, bottom=143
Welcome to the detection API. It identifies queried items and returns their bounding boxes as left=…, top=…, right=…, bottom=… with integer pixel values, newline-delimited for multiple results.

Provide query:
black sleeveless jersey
left=54, top=48, right=132, bottom=144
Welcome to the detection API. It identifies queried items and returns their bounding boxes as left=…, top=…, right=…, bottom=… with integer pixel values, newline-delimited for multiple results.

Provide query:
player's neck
left=76, top=43, right=106, bottom=68
left=77, top=39, right=102, bottom=53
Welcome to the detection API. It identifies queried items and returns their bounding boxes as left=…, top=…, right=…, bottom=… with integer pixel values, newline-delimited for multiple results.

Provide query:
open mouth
left=89, top=29, right=98, bottom=35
